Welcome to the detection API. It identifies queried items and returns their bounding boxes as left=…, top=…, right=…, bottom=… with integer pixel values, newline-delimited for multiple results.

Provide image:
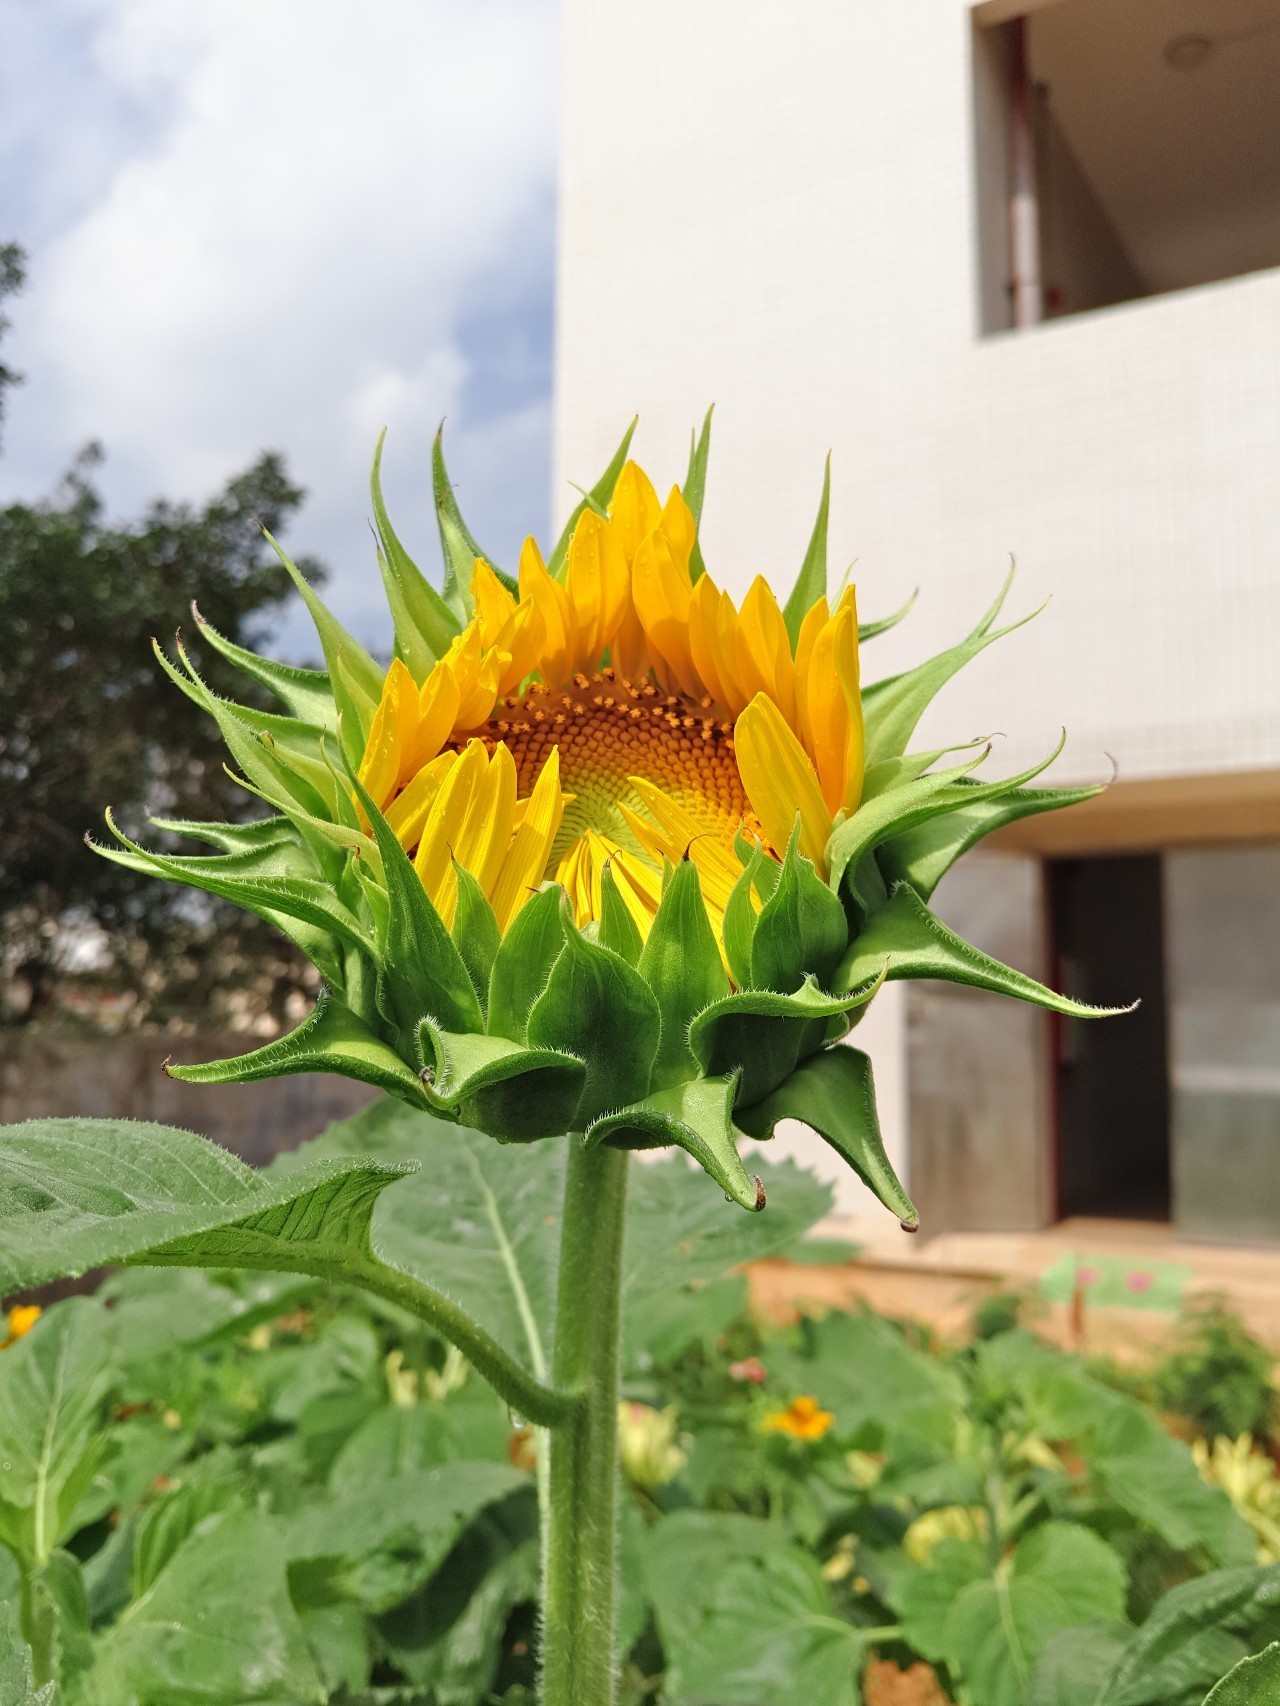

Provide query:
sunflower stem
left=540, top=1139, right=629, bottom=1706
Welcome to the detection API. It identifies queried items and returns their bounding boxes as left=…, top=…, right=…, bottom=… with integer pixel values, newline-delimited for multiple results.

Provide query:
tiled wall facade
left=554, top=0, right=1280, bottom=1218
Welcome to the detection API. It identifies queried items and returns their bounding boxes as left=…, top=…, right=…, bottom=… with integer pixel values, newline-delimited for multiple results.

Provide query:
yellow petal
left=471, top=557, right=517, bottom=644
left=623, top=777, right=745, bottom=916
left=414, top=739, right=488, bottom=920
left=608, top=845, right=663, bottom=936
left=490, top=747, right=565, bottom=932
left=404, top=660, right=462, bottom=777
left=564, top=509, right=629, bottom=672
left=734, top=693, right=833, bottom=870
left=687, top=574, right=734, bottom=711
left=519, top=536, right=574, bottom=686
left=357, top=657, right=418, bottom=811
left=454, top=742, right=519, bottom=896
left=631, top=529, right=701, bottom=698
left=609, top=461, right=661, bottom=566
left=801, top=600, right=864, bottom=815
left=385, top=751, right=457, bottom=848
left=555, top=833, right=599, bottom=928
left=657, top=484, right=697, bottom=573
left=734, top=577, right=796, bottom=725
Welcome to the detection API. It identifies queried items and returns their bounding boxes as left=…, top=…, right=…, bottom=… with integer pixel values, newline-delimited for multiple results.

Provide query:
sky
left=0, top=0, right=558, bottom=659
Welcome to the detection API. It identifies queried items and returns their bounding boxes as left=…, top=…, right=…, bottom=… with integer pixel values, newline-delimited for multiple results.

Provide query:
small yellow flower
left=1194, top=1434, right=1280, bottom=1563
left=355, top=459, right=865, bottom=951
left=760, top=1394, right=835, bottom=1441
left=1, top=1304, right=41, bottom=1348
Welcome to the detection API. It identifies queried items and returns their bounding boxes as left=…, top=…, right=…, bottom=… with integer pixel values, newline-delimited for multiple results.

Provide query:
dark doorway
left=1050, top=855, right=1170, bottom=1220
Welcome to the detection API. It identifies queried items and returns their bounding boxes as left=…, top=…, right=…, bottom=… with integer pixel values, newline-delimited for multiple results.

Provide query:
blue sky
left=0, top=0, right=558, bottom=659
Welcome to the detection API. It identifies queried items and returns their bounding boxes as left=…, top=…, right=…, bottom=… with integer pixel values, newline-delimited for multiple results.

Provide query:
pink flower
left=729, top=1356, right=768, bottom=1385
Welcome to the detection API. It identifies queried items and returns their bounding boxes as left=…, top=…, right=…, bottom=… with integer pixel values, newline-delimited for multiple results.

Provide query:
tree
left=0, top=242, right=26, bottom=449
left=0, top=246, right=331, bottom=1026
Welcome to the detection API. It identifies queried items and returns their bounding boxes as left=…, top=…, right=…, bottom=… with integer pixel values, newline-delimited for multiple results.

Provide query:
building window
left=971, top=0, right=1280, bottom=333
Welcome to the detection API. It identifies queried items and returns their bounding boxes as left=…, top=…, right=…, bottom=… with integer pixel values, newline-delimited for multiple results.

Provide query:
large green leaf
left=643, top=1511, right=862, bottom=1705
left=736, top=1044, right=917, bottom=1229
left=1097, top=1565, right=1280, bottom=1706
left=0, top=1600, right=52, bottom=1705
left=0, top=1303, right=113, bottom=1569
left=944, top=1523, right=1128, bottom=1706
left=1202, top=1642, right=1280, bottom=1705
left=85, top=1509, right=324, bottom=1705
left=836, top=882, right=1130, bottom=1018
left=1026, top=1623, right=1133, bottom=1706
left=286, top=1460, right=525, bottom=1614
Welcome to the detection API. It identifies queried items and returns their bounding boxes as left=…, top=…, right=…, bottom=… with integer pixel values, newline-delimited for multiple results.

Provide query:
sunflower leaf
left=527, top=924, right=661, bottom=1123
left=416, top=1022, right=586, bottom=1143
left=782, top=453, right=831, bottom=648
left=547, top=417, right=638, bottom=581
left=372, top=429, right=463, bottom=672
left=585, top=1075, right=762, bottom=1212
left=737, top=1045, right=917, bottom=1229
left=837, top=883, right=1134, bottom=1017
left=638, top=860, right=730, bottom=1087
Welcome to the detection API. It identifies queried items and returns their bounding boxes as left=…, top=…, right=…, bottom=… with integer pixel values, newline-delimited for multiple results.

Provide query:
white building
left=554, top=0, right=1280, bottom=1241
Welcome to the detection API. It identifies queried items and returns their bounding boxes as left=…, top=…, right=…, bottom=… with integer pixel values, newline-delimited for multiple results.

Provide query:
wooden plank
left=991, top=768, right=1280, bottom=856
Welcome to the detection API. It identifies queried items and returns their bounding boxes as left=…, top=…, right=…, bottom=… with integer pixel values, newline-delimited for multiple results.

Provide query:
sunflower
left=354, top=458, right=862, bottom=948
left=99, top=414, right=1115, bottom=1218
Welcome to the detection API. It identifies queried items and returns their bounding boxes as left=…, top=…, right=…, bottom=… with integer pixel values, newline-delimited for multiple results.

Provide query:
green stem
left=19, top=1561, right=55, bottom=1691
left=540, top=1140, right=629, bottom=1706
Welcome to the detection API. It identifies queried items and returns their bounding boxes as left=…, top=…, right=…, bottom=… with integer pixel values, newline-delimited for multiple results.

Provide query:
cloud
left=0, top=0, right=557, bottom=656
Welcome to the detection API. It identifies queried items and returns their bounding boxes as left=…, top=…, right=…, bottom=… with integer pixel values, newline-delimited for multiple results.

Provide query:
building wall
left=555, top=0, right=1280, bottom=1222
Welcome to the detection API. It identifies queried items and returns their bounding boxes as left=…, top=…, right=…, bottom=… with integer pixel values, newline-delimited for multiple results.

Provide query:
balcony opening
left=972, top=0, right=1280, bottom=333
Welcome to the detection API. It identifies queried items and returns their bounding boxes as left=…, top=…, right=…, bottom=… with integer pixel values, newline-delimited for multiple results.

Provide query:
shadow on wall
left=0, top=1031, right=378, bottom=1166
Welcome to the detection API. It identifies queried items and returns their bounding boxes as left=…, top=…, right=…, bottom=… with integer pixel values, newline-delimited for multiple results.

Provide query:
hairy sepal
left=167, top=987, right=431, bottom=1103
left=527, top=919, right=661, bottom=1125
left=689, top=971, right=884, bottom=1108
left=682, top=405, right=714, bottom=583
left=860, top=565, right=1044, bottom=769
left=416, top=1021, right=586, bottom=1142
left=877, top=779, right=1106, bottom=902
left=487, top=885, right=566, bottom=1043
left=371, top=430, right=463, bottom=672
left=585, top=1075, right=762, bottom=1212
left=858, top=588, right=917, bottom=644
left=750, top=820, right=848, bottom=993
left=737, top=1045, right=917, bottom=1230
left=782, top=454, right=831, bottom=648
left=836, top=882, right=1134, bottom=1017
left=598, top=862, right=643, bottom=965
left=547, top=417, right=638, bottom=582
left=451, top=864, right=502, bottom=1018
left=192, top=605, right=337, bottom=726
left=638, top=860, right=730, bottom=1086
left=431, top=424, right=514, bottom=615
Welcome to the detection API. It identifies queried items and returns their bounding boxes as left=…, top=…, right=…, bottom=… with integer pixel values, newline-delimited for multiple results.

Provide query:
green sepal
left=861, top=564, right=1044, bottom=769
left=682, top=405, right=713, bottom=584
left=167, top=988, right=430, bottom=1103
left=638, top=860, right=730, bottom=1086
left=191, top=604, right=336, bottom=726
left=416, top=1022, right=586, bottom=1142
left=722, top=850, right=762, bottom=989
left=429, top=424, right=513, bottom=623
left=527, top=921, right=661, bottom=1124
left=547, top=417, right=638, bottom=581
left=95, top=811, right=370, bottom=989
left=689, top=971, right=884, bottom=1108
left=826, top=749, right=992, bottom=903
left=373, top=429, right=462, bottom=672
left=782, top=454, right=830, bottom=648
left=598, top=863, right=643, bottom=965
left=861, top=733, right=994, bottom=802
left=750, top=820, right=848, bottom=993
left=147, top=814, right=297, bottom=855
left=877, top=778, right=1105, bottom=902
left=346, top=765, right=483, bottom=1042
left=584, top=1075, right=763, bottom=1213
left=734, top=827, right=780, bottom=904
left=262, top=529, right=383, bottom=762
left=487, top=885, right=566, bottom=1042
left=226, top=702, right=350, bottom=817
left=858, top=588, right=917, bottom=645
left=835, top=882, right=1134, bottom=1017
left=737, top=1045, right=917, bottom=1230
left=451, top=864, right=501, bottom=1017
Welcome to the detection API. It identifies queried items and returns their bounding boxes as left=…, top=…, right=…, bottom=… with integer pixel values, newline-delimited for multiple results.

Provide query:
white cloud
left=0, top=0, right=557, bottom=656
